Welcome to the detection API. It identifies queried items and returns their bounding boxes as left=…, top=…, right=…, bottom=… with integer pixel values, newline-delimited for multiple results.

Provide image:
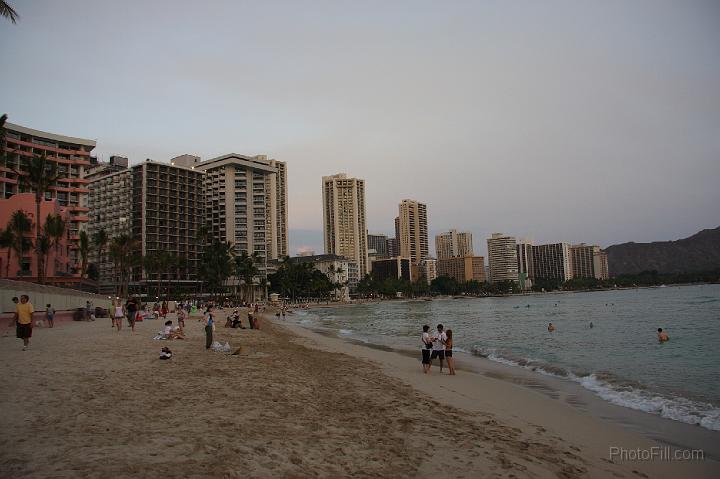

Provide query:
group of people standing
left=421, top=324, right=456, bottom=375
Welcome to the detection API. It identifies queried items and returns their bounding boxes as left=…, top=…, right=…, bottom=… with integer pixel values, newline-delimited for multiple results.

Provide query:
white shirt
left=432, top=331, right=447, bottom=351
left=421, top=332, right=431, bottom=349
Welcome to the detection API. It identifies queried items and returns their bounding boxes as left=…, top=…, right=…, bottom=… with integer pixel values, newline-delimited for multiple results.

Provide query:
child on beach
left=46, top=304, right=55, bottom=328
left=159, top=347, right=172, bottom=360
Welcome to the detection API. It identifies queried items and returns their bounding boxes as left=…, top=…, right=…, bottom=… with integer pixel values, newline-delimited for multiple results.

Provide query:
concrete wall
left=1, top=278, right=110, bottom=314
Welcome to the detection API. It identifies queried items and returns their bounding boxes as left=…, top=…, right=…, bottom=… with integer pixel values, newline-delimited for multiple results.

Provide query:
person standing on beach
left=421, top=325, right=433, bottom=373
left=15, top=295, right=34, bottom=350
left=247, top=309, right=255, bottom=330
left=430, top=324, right=447, bottom=373
left=204, top=307, right=215, bottom=349
left=445, top=329, right=456, bottom=375
left=46, top=304, right=55, bottom=328
left=125, top=298, right=138, bottom=333
left=112, top=300, right=124, bottom=332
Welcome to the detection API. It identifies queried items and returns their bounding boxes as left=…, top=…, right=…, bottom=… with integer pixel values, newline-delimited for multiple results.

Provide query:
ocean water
left=290, top=284, right=720, bottom=431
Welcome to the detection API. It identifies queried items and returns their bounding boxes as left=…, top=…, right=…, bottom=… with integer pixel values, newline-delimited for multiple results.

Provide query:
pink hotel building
left=1, top=122, right=96, bottom=288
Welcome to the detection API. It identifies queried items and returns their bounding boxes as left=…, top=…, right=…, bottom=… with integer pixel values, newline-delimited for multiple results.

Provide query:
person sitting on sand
left=445, top=329, right=456, bottom=375
left=657, top=328, right=669, bottom=342
left=548, top=322, right=556, bottom=332
left=159, top=346, right=172, bottom=360
left=421, top=325, right=433, bottom=374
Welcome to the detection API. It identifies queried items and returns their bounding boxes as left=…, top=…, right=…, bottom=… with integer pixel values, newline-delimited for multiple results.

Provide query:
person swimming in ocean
left=589, top=322, right=594, bottom=329
left=657, top=328, right=669, bottom=342
left=548, top=322, right=556, bottom=332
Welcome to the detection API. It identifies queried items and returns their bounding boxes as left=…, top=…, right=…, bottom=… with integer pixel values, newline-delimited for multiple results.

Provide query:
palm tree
left=8, top=210, right=32, bottom=276
left=235, top=251, right=259, bottom=303
left=44, top=213, right=66, bottom=272
left=79, top=231, right=90, bottom=278
left=14, top=154, right=62, bottom=284
left=109, top=234, right=136, bottom=297
left=92, top=228, right=108, bottom=269
left=0, top=227, right=14, bottom=277
left=1, top=1, right=19, bottom=24
left=38, top=235, right=51, bottom=279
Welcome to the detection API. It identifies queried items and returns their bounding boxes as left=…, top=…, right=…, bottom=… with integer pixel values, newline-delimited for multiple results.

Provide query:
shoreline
left=275, top=317, right=720, bottom=477
left=1, top=311, right=718, bottom=477
left=296, top=321, right=720, bottom=459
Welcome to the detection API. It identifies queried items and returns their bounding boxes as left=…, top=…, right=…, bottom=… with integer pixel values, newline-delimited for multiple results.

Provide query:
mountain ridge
left=605, top=226, right=720, bottom=275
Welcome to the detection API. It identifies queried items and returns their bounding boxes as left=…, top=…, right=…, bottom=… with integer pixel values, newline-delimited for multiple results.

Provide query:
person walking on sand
left=204, top=307, right=215, bottom=349
left=445, top=329, right=456, bottom=375
left=15, top=295, right=34, bottom=351
left=421, top=325, right=433, bottom=374
left=112, top=299, right=124, bottom=332
left=657, top=328, right=669, bottom=342
left=430, top=324, right=447, bottom=373
left=46, top=304, right=55, bottom=328
left=125, top=298, right=138, bottom=333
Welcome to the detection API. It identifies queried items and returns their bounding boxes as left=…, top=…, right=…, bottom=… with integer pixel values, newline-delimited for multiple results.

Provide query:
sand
left=1, top=311, right=718, bottom=478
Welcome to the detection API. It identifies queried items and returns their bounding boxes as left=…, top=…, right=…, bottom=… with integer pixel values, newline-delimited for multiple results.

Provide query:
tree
left=79, top=231, right=90, bottom=278
left=38, top=235, right=51, bottom=279
left=109, top=234, right=136, bottom=297
left=14, top=154, right=62, bottom=284
left=198, top=241, right=234, bottom=299
left=8, top=210, right=32, bottom=276
left=44, top=213, right=66, bottom=254
left=92, top=228, right=108, bottom=270
left=0, top=227, right=14, bottom=277
left=235, top=251, right=259, bottom=303
left=1, top=1, right=19, bottom=24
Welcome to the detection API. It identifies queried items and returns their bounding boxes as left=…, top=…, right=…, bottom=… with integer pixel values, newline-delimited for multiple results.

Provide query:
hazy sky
left=2, top=0, right=719, bottom=257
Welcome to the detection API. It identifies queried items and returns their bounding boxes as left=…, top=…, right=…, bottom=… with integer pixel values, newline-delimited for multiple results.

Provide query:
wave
left=472, top=347, right=720, bottom=432
left=338, top=329, right=353, bottom=335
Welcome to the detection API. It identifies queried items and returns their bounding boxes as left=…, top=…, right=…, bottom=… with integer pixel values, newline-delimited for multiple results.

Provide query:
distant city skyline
left=2, top=0, right=718, bottom=259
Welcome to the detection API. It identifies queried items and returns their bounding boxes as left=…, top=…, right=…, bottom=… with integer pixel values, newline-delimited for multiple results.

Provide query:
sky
left=2, top=0, right=719, bottom=258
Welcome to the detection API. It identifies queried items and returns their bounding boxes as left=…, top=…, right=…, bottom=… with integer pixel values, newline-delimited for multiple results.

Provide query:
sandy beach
left=1, top=311, right=717, bottom=478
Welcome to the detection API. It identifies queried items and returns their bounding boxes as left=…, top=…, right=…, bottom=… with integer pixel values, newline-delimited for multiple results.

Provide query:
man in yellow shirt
left=15, top=294, right=34, bottom=350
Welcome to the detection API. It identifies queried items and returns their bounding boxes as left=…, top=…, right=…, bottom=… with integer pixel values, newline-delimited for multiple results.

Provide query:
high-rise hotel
left=198, top=154, right=288, bottom=277
left=435, top=229, right=473, bottom=260
left=322, top=173, right=368, bottom=275
left=397, top=199, right=429, bottom=265
left=487, top=233, right=519, bottom=283
left=2, top=122, right=95, bottom=275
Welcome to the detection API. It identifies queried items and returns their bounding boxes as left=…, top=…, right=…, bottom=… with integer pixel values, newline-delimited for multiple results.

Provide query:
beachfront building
left=437, top=256, right=486, bottom=283
left=487, top=233, right=519, bottom=283
left=130, top=160, right=206, bottom=294
left=0, top=193, right=79, bottom=288
left=371, top=257, right=412, bottom=282
left=84, top=155, right=129, bottom=181
left=288, top=253, right=359, bottom=300
left=2, top=122, right=96, bottom=274
left=532, top=243, right=573, bottom=282
left=435, top=229, right=474, bottom=260
left=367, top=233, right=389, bottom=258
left=386, top=237, right=398, bottom=258
left=516, top=238, right=534, bottom=290
left=570, top=243, right=609, bottom=280
left=322, top=173, right=369, bottom=276
left=198, top=154, right=289, bottom=297
left=593, top=249, right=609, bottom=280
left=420, top=257, right=438, bottom=284
left=397, top=199, right=429, bottom=265
left=87, top=168, right=132, bottom=294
